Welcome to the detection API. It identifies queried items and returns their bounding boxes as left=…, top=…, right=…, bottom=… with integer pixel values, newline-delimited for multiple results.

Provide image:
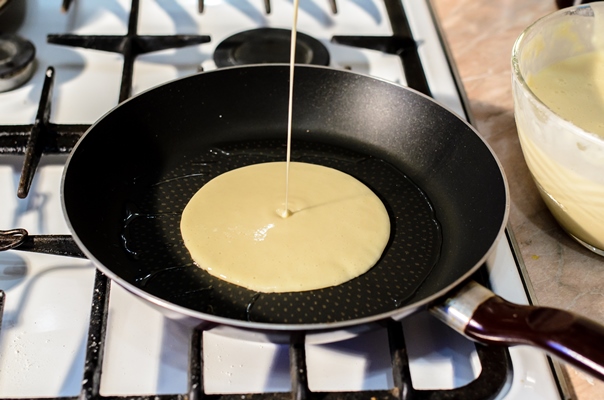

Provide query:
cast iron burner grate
left=0, top=0, right=430, bottom=198
left=0, top=0, right=210, bottom=198
left=61, top=0, right=339, bottom=16
left=332, top=0, right=430, bottom=96
left=47, top=0, right=211, bottom=103
left=0, top=267, right=513, bottom=400
left=0, top=1, right=516, bottom=398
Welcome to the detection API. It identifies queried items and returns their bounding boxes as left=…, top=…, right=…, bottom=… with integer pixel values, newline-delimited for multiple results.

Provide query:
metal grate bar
left=388, top=320, right=513, bottom=400
left=0, top=124, right=87, bottom=155
left=383, top=0, right=430, bottom=96
left=0, top=67, right=88, bottom=197
left=0, top=291, right=4, bottom=336
left=332, top=0, right=431, bottom=96
left=328, top=0, right=338, bottom=14
left=289, top=334, right=310, bottom=400
left=12, top=67, right=54, bottom=198
left=189, top=329, right=204, bottom=400
left=47, top=0, right=211, bottom=103
left=189, top=315, right=510, bottom=399
left=80, top=270, right=112, bottom=400
left=120, top=0, right=141, bottom=102
left=388, top=319, right=412, bottom=399
left=61, top=0, right=73, bottom=13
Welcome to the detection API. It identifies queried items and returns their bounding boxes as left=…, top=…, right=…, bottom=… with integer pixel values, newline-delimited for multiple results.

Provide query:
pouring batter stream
left=179, top=3, right=391, bottom=293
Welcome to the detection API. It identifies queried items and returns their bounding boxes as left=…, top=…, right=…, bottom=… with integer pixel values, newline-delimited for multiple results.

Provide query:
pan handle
left=0, top=229, right=87, bottom=258
left=430, top=281, right=604, bottom=381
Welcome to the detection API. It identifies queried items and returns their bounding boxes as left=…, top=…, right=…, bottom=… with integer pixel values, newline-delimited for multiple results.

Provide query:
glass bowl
left=512, top=3, right=604, bottom=256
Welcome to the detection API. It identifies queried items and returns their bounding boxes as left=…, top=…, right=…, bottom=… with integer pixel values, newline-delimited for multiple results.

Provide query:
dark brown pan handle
left=431, top=281, right=604, bottom=381
left=0, top=229, right=87, bottom=258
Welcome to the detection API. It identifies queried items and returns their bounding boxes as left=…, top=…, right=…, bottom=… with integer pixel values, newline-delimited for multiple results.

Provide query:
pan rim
left=60, top=64, right=510, bottom=333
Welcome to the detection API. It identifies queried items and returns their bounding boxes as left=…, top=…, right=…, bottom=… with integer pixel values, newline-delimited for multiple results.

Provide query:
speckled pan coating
left=123, top=140, right=441, bottom=323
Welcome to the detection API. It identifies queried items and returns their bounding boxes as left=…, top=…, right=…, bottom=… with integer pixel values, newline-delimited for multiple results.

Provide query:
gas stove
left=0, top=0, right=570, bottom=398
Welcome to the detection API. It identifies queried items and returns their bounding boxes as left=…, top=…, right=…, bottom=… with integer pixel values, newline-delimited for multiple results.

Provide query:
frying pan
left=3, top=64, right=604, bottom=380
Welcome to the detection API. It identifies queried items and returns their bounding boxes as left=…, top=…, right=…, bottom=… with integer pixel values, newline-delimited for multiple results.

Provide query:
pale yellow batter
left=521, top=50, right=604, bottom=250
left=180, top=162, right=391, bottom=293
left=528, top=52, right=604, bottom=138
left=517, top=131, right=604, bottom=250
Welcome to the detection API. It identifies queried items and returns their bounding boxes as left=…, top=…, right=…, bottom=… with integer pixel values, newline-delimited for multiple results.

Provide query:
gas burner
left=213, top=28, right=330, bottom=68
left=0, top=33, right=35, bottom=92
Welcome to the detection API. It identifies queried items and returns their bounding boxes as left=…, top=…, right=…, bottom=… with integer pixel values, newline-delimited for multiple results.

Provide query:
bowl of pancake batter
left=512, top=3, right=604, bottom=255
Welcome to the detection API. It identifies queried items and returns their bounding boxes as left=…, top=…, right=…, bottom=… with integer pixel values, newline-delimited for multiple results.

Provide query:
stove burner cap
left=0, top=33, right=36, bottom=93
left=214, top=28, right=330, bottom=68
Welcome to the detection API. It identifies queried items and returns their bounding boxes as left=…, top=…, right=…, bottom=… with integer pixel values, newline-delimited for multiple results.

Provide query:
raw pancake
left=180, top=161, right=391, bottom=293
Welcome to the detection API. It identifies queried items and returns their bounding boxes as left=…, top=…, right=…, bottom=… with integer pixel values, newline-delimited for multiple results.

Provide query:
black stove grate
left=49, top=0, right=210, bottom=103
left=0, top=1, right=516, bottom=399
left=0, top=268, right=513, bottom=400
left=0, top=0, right=210, bottom=198
left=61, top=0, right=337, bottom=17
left=332, top=0, right=431, bottom=96
left=0, top=67, right=87, bottom=198
left=0, top=0, right=428, bottom=198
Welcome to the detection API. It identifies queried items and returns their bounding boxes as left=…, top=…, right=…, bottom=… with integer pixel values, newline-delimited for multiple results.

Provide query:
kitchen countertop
left=431, top=0, right=604, bottom=399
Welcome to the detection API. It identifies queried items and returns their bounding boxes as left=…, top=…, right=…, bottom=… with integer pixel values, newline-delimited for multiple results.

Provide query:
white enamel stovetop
left=0, top=0, right=564, bottom=398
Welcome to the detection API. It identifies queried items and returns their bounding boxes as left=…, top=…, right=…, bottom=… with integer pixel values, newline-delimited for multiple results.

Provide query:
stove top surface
left=0, top=0, right=566, bottom=398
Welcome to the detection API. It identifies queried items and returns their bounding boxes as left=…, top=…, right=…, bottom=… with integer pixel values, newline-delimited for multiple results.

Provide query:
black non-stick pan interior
left=63, top=65, right=507, bottom=326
